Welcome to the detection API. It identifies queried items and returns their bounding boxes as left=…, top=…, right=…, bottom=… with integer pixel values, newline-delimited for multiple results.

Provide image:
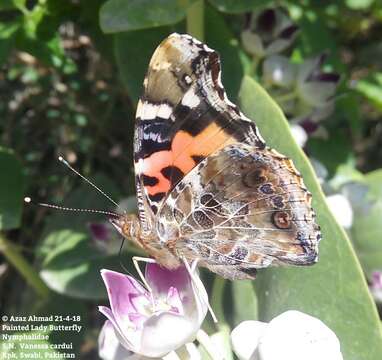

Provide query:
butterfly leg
left=132, top=256, right=157, bottom=295
left=182, top=257, right=218, bottom=323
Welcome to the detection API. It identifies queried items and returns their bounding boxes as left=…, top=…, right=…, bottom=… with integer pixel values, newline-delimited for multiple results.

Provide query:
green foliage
left=355, top=73, right=382, bottom=112
left=0, top=148, right=24, bottom=230
left=208, top=0, right=271, bottom=13
left=346, top=0, right=376, bottom=9
left=239, top=77, right=382, bottom=360
left=100, top=0, right=197, bottom=33
left=349, top=170, right=382, bottom=277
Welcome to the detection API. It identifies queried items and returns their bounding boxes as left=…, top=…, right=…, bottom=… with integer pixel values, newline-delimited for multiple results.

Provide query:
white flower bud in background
left=231, top=321, right=267, bottom=360
left=231, top=311, right=343, bottom=360
left=290, top=124, right=308, bottom=148
left=263, top=55, right=296, bottom=88
left=326, top=194, right=353, bottom=229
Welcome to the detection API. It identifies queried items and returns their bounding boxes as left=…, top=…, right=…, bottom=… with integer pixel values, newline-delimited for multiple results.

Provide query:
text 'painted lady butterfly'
left=110, top=33, right=321, bottom=280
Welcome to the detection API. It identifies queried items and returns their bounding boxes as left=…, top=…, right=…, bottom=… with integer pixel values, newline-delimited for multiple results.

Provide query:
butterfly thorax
left=110, top=213, right=181, bottom=269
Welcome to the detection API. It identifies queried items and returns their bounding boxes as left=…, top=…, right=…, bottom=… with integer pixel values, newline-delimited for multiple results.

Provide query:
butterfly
left=111, top=33, right=321, bottom=280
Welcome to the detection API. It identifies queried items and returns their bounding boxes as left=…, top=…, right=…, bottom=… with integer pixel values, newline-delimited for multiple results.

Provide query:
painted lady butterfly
left=111, top=33, right=321, bottom=280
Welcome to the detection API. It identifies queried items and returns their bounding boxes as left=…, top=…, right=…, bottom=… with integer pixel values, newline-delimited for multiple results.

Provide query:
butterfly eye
left=272, top=211, right=292, bottom=229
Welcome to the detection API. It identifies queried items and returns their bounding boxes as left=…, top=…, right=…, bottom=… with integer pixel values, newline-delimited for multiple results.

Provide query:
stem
left=186, top=0, right=204, bottom=41
left=211, top=276, right=226, bottom=324
left=273, top=90, right=298, bottom=103
left=0, top=233, right=50, bottom=298
left=250, top=56, right=260, bottom=77
left=209, top=277, right=234, bottom=359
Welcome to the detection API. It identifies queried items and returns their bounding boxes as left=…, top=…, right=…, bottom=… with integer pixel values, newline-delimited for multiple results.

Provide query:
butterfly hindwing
left=157, top=143, right=320, bottom=280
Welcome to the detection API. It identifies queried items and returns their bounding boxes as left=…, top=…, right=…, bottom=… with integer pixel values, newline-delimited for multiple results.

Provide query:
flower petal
left=101, top=269, right=150, bottom=318
left=145, top=263, right=191, bottom=299
left=297, top=55, right=326, bottom=84
left=257, top=310, right=343, bottom=360
left=263, top=55, right=296, bottom=87
left=98, top=320, right=135, bottom=360
left=89, top=222, right=111, bottom=242
left=231, top=321, right=268, bottom=360
left=140, top=312, right=198, bottom=357
left=290, top=124, right=308, bottom=148
left=326, top=194, right=353, bottom=229
left=298, top=80, right=338, bottom=107
left=100, top=269, right=151, bottom=348
left=166, top=286, right=184, bottom=315
left=98, top=306, right=136, bottom=352
left=241, top=30, right=264, bottom=57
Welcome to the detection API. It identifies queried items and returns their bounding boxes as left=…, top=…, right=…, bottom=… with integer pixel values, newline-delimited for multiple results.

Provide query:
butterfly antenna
left=24, top=197, right=120, bottom=218
left=58, top=156, right=120, bottom=209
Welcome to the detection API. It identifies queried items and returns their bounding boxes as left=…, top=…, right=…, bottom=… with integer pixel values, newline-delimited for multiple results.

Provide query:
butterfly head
left=109, top=214, right=141, bottom=242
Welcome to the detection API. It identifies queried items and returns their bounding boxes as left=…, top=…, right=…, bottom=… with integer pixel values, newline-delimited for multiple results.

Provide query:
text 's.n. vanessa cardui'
left=111, top=33, right=321, bottom=280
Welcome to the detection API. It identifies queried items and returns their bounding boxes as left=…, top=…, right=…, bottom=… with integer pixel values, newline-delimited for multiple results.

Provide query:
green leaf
left=0, top=21, right=20, bottom=67
left=0, top=0, right=25, bottom=11
left=40, top=230, right=125, bottom=299
left=349, top=170, right=382, bottom=277
left=345, top=0, right=375, bottom=10
left=0, top=148, right=24, bottom=230
left=100, top=0, right=196, bottom=33
left=355, top=73, right=382, bottom=112
left=238, top=76, right=382, bottom=360
left=208, top=0, right=271, bottom=13
left=114, top=26, right=172, bottom=103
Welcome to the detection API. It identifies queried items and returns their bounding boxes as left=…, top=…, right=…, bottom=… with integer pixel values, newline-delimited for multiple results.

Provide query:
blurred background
left=0, top=0, right=382, bottom=359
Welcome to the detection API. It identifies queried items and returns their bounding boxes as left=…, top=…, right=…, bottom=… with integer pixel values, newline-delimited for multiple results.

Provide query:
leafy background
left=1, top=0, right=382, bottom=359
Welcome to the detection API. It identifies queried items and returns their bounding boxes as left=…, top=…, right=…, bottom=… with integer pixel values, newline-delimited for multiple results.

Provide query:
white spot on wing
left=157, top=103, right=173, bottom=118
left=136, top=99, right=143, bottom=118
left=140, top=102, right=173, bottom=120
left=182, top=89, right=200, bottom=108
left=141, top=102, right=159, bottom=120
left=184, top=75, right=192, bottom=85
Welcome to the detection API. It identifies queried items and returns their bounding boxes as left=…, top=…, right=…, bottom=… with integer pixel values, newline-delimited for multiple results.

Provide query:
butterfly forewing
left=134, top=34, right=265, bottom=231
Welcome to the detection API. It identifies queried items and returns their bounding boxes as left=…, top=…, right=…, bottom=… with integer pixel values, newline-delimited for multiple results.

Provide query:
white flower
left=99, top=320, right=152, bottom=360
left=290, top=124, right=308, bottom=148
left=263, top=55, right=297, bottom=88
left=231, top=321, right=267, bottom=360
left=296, top=55, right=340, bottom=108
left=326, top=194, right=353, bottom=229
left=241, top=9, right=298, bottom=58
left=231, top=310, right=343, bottom=360
left=99, top=263, right=208, bottom=358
